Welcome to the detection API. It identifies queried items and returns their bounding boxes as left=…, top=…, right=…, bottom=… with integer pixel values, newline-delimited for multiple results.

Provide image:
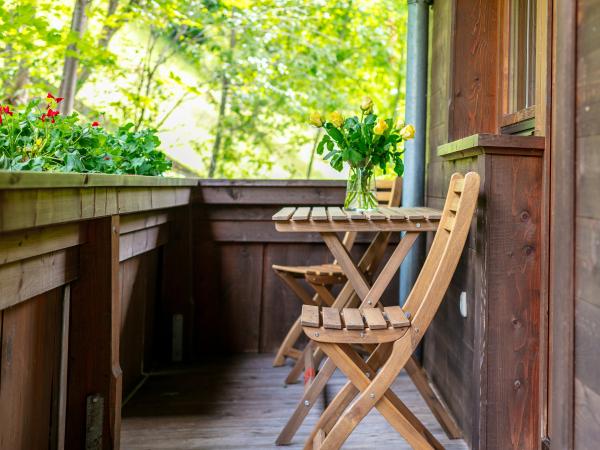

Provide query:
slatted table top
left=273, top=206, right=442, bottom=232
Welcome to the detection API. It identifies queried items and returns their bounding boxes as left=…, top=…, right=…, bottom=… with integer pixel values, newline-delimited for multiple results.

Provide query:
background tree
left=0, top=0, right=408, bottom=179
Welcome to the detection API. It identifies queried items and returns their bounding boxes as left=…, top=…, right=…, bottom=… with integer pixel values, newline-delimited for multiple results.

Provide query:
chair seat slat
left=301, top=305, right=320, bottom=327
left=362, top=308, right=388, bottom=330
left=384, top=306, right=410, bottom=328
left=322, top=307, right=342, bottom=329
left=342, top=308, right=365, bottom=330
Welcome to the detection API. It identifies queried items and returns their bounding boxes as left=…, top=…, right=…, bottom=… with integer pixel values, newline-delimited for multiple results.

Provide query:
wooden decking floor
left=121, top=354, right=468, bottom=450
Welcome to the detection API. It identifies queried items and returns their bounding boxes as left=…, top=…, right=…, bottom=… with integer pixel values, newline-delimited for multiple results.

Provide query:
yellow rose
left=400, top=124, right=416, bottom=140
left=360, top=96, right=373, bottom=113
left=329, top=111, right=344, bottom=128
left=309, top=111, right=323, bottom=127
left=373, top=118, right=388, bottom=135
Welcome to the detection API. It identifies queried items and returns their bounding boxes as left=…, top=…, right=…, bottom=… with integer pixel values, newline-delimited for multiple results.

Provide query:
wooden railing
left=0, top=172, right=197, bottom=450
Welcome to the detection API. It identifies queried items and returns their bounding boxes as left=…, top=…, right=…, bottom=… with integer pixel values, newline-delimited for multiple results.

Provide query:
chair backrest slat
left=403, top=172, right=480, bottom=335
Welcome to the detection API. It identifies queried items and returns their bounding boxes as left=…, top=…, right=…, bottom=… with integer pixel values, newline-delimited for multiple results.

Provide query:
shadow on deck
left=121, top=354, right=468, bottom=449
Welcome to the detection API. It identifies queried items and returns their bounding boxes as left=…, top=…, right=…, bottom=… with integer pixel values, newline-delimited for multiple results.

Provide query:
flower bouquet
left=310, top=97, right=414, bottom=211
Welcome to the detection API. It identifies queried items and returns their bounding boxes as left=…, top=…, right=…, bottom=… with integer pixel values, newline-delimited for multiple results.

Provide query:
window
left=500, top=0, right=538, bottom=133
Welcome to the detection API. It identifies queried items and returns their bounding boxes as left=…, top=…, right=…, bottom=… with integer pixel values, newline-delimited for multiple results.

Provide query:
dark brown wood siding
left=192, top=181, right=401, bottom=354
left=574, top=0, right=600, bottom=447
left=425, top=1, right=544, bottom=448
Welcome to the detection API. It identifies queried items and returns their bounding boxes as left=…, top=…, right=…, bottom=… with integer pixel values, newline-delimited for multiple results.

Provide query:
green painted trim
left=0, top=171, right=200, bottom=189
left=437, top=134, right=546, bottom=160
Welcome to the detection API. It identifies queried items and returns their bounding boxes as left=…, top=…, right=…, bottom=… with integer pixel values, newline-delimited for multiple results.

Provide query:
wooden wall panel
left=120, top=251, right=159, bottom=396
left=193, top=182, right=402, bottom=355
left=449, top=0, right=498, bottom=140
left=427, top=0, right=454, bottom=199
left=0, top=289, right=63, bottom=450
left=574, top=0, right=600, bottom=447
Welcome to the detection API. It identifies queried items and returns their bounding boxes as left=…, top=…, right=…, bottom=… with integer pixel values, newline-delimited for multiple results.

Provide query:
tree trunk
left=208, top=28, right=236, bottom=178
left=306, top=129, right=322, bottom=179
left=76, top=0, right=142, bottom=92
left=58, top=0, right=92, bottom=114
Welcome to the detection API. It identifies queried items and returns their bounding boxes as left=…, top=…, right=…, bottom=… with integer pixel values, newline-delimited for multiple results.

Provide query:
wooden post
left=66, top=216, right=122, bottom=450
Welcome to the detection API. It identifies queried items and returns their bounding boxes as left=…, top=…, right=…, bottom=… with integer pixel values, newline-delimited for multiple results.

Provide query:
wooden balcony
left=0, top=172, right=541, bottom=449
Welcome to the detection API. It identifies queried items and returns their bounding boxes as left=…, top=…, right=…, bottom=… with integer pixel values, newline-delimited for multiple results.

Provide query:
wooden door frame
left=547, top=0, right=576, bottom=448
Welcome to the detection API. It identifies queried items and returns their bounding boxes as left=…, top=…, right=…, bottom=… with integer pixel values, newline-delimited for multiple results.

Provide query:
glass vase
left=344, top=166, right=378, bottom=211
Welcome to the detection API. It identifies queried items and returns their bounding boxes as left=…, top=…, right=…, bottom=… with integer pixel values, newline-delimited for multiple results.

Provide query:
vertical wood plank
left=67, top=216, right=122, bottom=450
left=549, top=0, right=576, bottom=447
left=57, top=285, right=71, bottom=450
left=0, top=290, right=63, bottom=450
left=160, top=206, right=193, bottom=362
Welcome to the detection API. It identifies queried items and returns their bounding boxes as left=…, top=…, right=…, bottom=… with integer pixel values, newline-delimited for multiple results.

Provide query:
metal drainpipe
left=400, top=0, right=431, bottom=305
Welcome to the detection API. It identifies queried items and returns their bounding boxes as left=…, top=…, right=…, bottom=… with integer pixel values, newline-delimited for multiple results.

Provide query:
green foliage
left=0, top=0, right=408, bottom=179
left=0, top=97, right=171, bottom=175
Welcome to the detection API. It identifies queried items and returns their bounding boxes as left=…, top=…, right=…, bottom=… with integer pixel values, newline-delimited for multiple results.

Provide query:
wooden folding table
left=272, top=206, right=461, bottom=444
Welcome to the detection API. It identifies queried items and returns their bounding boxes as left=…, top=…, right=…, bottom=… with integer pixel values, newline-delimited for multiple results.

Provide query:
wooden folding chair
left=271, top=177, right=403, bottom=369
left=299, top=172, right=480, bottom=449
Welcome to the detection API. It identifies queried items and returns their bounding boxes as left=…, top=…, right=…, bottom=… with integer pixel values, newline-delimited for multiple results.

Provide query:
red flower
left=47, top=93, right=64, bottom=104
left=41, top=109, right=60, bottom=123
left=104, top=155, right=111, bottom=160
left=92, top=121, right=100, bottom=127
left=0, top=104, right=13, bottom=124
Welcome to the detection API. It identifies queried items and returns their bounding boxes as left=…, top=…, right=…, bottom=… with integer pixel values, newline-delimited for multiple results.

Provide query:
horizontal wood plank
left=0, top=223, right=84, bottom=265
left=0, top=248, right=79, bottom=310
left=119, top=224, right=169, bottom=262
left=0, top=187, right=192, bottom=232
left=291, top=207, right=311, bottom=221
left=272, top=207, right=296, bottom=221
left=310, top=207, right=328, bottom=221
left=327, top=207, right=347, bottom=220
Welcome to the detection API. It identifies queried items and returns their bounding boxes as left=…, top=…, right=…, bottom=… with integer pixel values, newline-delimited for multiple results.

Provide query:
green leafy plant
left=0, top=94, right=171, bottom=176
left=311, top=97, right=415, bottom=210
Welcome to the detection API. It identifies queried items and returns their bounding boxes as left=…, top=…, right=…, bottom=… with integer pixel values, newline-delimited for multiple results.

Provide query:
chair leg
left=286, top=344, right=324, bottom=385
left=405, top=356, right=462, bottom=439
left=305, top=344, right=393, bottom=445
left=276, top=357, right=337, bottom=445
left=273, top=317, right=303, bottom=367
left=315, top=338, right=442, bottom=450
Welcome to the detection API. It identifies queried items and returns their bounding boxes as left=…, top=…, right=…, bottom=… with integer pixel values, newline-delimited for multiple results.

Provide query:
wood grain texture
left=120, top=354, right=468, bottom=450
left=120, top=252, right=159, bottom=396
left=548, top=0, right=577, bottom=447
left=0, top=247, right=79, bottom=310
left=66, top=216, right=122, bottom=450
left=573, top=1, right=600, bottom=448
left=449, top=0, right=498, bottom=140
left=0, top=289, right=63, bottom=450
left=0, top=186, right=191, bottom=233
left=425, top=145, right=543, bottom=449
